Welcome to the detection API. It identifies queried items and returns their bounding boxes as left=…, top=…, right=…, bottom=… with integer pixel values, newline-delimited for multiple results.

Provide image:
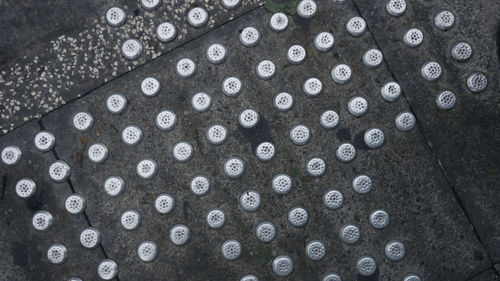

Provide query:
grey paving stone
left=0, top=120, right=106, bottom=280
left=467, top=269, right=499, bottom=281
left=352, top=0, right=500, bottom=264
left=42, top=3, right=490, bottom=280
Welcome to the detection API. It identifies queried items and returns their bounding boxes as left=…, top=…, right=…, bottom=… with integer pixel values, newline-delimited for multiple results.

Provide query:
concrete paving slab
left=467, top=269, right=499, bottom=281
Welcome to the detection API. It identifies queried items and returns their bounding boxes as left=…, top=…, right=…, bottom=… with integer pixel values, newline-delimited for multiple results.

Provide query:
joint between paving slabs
left=465, top=266, right=500, bottom=281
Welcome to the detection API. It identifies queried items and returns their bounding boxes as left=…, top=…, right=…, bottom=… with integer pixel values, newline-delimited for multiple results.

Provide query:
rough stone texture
left=0, top=0, right=264, bottom=135
left=40, top=4, right=491, bottom=280
left=467, top=269, right=500, bottom=281
left=0, top=121, right=106, bottom=280
left=352, top=0, right=500, bottom=265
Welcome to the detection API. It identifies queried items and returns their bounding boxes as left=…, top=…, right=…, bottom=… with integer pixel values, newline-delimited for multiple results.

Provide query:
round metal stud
left=65, top=194, right=86, bottom=215
left=49, top=160, right=70, bottom=183
left=269, top=12, right=288, bottom=32
left=272, top=174, right=292, bottom=194
left=1, top=145, right=22, bottom=165
left=206, top=208, right=226, bottom=229
left=306, top=157, right=326, bottom=177
left=274, top=92, right=294, bottom=111
left=15, top=178, right=36, bottom=199
left=106, top=7, right=126, bottom=27
left=73, top=112, right=93, bottom=132
left=404, top=274, right=422, bottom=281
left=224, top=157, right=245, bottom=178
left=206, top=43, right=227, bottom=64
left=336, top=143, right=356, bottom=162
left=141, top=0, right=161, bottom=10
left=288, top=206, right=308, bottom=227
left=206, top=124, right=228, bottom=145
left=155, top=110, right=177, bottom=131
left=434, top=10, right=455, bottom=31
left=332, top=0, right=347, bottom=3
left=320, top=110, right=339, bottom=129
left=385, top=241, right=406, bottom=261
left=297, top=0, right=318, bottom=19
left=68, top=277, right=82, bottom=281
left=240, top=190, right=261, bottom=212
left=323, top=273, right=342, bottom=281
left=356, top=256, right=377, bottom=276
left=221, top=0, right=241, bottom=9
left=239, top=27, right=260, bottom=47
left=340, top=224, right=360, bottom=244
left=172, top=141, right=194, bottom=162
left=421, top=61, right=442, bottom=81
left=154, top=194, right=175, bottom=214
left=386, top=0, right=406, bottom=16
left=34, top=131, right=55, bottom=152
left=303, top=77, right=323, bottom=97
left=120, top=210, right=141, bottom=230
left=222, top=77, right=242, bottom=96
left=106, top=94, right=127, bottom=114
left=467, top=72, right=488, bottom=93
left=176, top=58, right=196, bottom=78
left=436, top=90, right=456, bottom=110
left=191, top=92, right=212, bottom=112
left=403, top=28, right=423, bottom=48
left=364, top=128, right=385, bottom=149
left=348, top=96, right=368, bottom=117
left=255, top=142, right=275, bottom=162
left=156, top=22, right=177, bottom=43
left=323, top=189, right=343, bottom=210
left=451, top=42, right=472, bottom=61
left=104, top=176, right=125, bottom=197
left=306, top=240, right=326, bottom=261
left=287, top=45, right=306, bottom=64
left=370, top=209, right=390, bottom=229
left=187, top=7, right=209, bottom=28
left=395, top=112, right=416, bottom=131
left=239, top=109, right=260, bottom=129
left=136, top=159, right=157, bottom=179
left=141, top=77, right=161, bottom=97
left=121, top=39, right=142, bottom=60
left=352, top=174, right=372, bottom=194
left=80, top=227, right=101, bottom=249
left=98, top=259, right=119, bottom=280
left=121, top=125, right=142, bottom=146
left=314, top=32, right=335, bottom=52
left=221, top=240, right=242, bottom=260
left=32, top=210, right=53, bottom=231
left=137, top=241, right=158, bottom=262
left=331, top=64, right=352, bottom=84
left=190, top=175, right=211, bottom=196
left=47, top=244, right=68, bottom=264
left=256, top=221, right=276, bottom=242
left=272, top=256, right=293, bottom=276
left=290, top=124, right=310, bottom=145
left=88, top=143, right=108, bottom=163
left=346, top=17, right=367, bottom=37
left=256, top=60, right=276, bottom=80
left=241, top=275, right=259, bottom=281
left=363, top=49, right=383, bottom=68
left=381, top=82, right=401, bottom=102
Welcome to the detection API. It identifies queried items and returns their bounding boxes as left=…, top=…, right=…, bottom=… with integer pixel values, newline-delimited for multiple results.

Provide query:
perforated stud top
left=336, top=143, right=356, bottom=162
left=290, top=125, right=310, bottom=145
left=306, top=240, right=326, bottom=261
left=256, top=221, right=276, bottom=242
left=154, top=194, right=175, bottom=214
left=32, top=210, right=53, bottom=231
left=1, top=145, right=22, bottom=165
left=80, top=227, right=101, bottom=249
left=47, top=244, right=68, bottom=264
left=421, top=61, right=442, bottom=81
left=191, top=92, right=212, bottom=112
left=121, top=39, right=143, bottom=60
left=224, top=157, right=245, bottom=178
left=241, top=275, right=259, bottom=281
left=306, top=157, right=326, bottom=177
left=274, top=92, right=293, bottom=111
left=331, top=64, right=352, bottom=84
left=314, top=32, right=335, bottom=52
left=381, top=82, right=401, bottom=102
left=269, top=13, right=288, bottom=32
left=395, top=112, right=416, bottom=131
left=352, top=174, right=372, bottom=194
left=65, top=194, right=86, bottom=215
left=176, top=58, right=196, bottom=78
left=348, top=96, right=368, bottom=117
left=288, top=206, right=308, bottom=227
left=323, top=273, right=342, bottom=281
left=121, top=125, right=142, bottom=146
left=207, top=124, right=228, bottom=145
left=106, top=94, right=127, bottom=114
left=137, top=241, right=158, bottom=262
left=356, top=256, right=377, bottom=276
left=239, top=109, right=260, bottom=129
left=221, top=240, right=242, bottom=260
left=155, top=110, right=177, bottom=131
left=73, top=112, right=93, bottom=132
left=98, top=259, right=119, bottom=280
left=256, top=60, right=276, bottom=80
left=121, top=210, right=141, bottom=230
left=385, top=241, right=406, bottom=261
left=297, top=0, right=317, bottom=19
left=172, top=141, right=194, bottom=162
left=346, top=17, right=367, bottom=37
left=15, top=178, right=36, bottom=199
left=106, top=7, right=126, bottom=27
left=303, top=77, right=323, bottom=97
left=34, top=131, right=55, bottom=152
left=49, top=160, right=70, bottom=183
left=319, top=110, right=340, bottom=130
left=187, top=7, right=209, bottom=28
left=386, top=0, right=406, bottom=16
left=240, top=190, right=261, bottom=212
left=363, top=49, right=383, bottom=68
left=141, top=0, right=161, bottom=10
left=222, top=77, right=242, bottom=96
left=156, top=22, right=177, bottom=43
left=206, top=43, right=227, bottom=64
left=272, top=174, right=292, bottom=194
left=240, top=27, right=260, bottom=47
left=287, top=45, right=306, bottom=64
left=434, top=10, right=455, bottom=30
left=141, top=77, right=161, bottom=97
left=206, top=208, right=226, bottom=229
left=272, top=256, right=293, bottom=276
left=190, top=175, right=211, bottom=196
left=404, top=274, right=422, bottom=281
left=467, top=72, right=488, bottom=93
left=370, top=209, right=390, bottom=229
left=436, top=90, right=456, bottom=110
left=340, top=224, right=360, bottom=244
left=136, top=159, right=157, bottom=179
left=323, top=189, right=343, bottom=210
left=255, top=142, right=275, bottom=162
left=88, top=143, right=108, bottom=164
left=221, top=0, right=241, bottom=9
left=451, top=42, right=472, bottom=61
left=104, top=176, right=125, bottom=197
left=364, top=128, right=385, bottom=149
left=403, top=28, right=423, bottom=48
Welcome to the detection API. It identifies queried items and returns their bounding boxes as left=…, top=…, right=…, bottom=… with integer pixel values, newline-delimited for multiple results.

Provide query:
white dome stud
left=370, top=210, right=390, bottom=229
left=106, top=94, right=127, bottom=114
left=320, top=110, right=340, bottom=129
left=65, top=194, right=86, bottom=215
left=274, top=92, right=294, bottom=111
left=339, top=224, right=360, bottom=244
left=323, top=189, right=343, bottom=210
left=381, top=82, right=401, bottom=102
left=348, top=96, right=368, bottom=117
left=1, top=145, right=22, bottom=165
left=190, top=175, right=211, bottom=196
left=137, top=241, right=158, bottom=262
left=106, top=7, right=126, bottom=27
left=314, top=32, right=335, bottom=52
left=323, top=273, right=342, bottom=281
left=287, top=45, right=306, bottom=64
left=136, top=159, right=157, bottom=179
left=356, top=256, right=377, bottom=276
left=170, top=224, right=190, bottom=245
left=49, top=160, right=70, bottom=183
left=306, top=157, right=326, bottom=177
left=403, top=28, right=423, bottom=48
left=206, top=208, right=226, bottom=229
left=239, top=109, right=260, bottom=129
left=221, top=240, right=242, bottom=260
left=346, top=17, right=367, bottom=37
left=73, top=112, right=93, bottom=132
left=141, top=0, right=161, bottom=10
left=272, top=256, right=293, bottom=276
left=221, top=0, right=241, bottom=9
left=156, top=22, right=177, bottom=43
left=297, top=0, right=317, bottom=19
left=303, top=77, right=323, bottom=97
left=452, top=42, right=472, bottom=61
left=47, top=244, right=68, bottom=265
left=15, top=178, right=36, bottom=199
left=386, top=0, right=406, bottom=16
left=206, top=43, right=227, bottom=64
left=98, top=259, right=119, bottom=280
left=434, top=10, right=455, bottom=31
left=154, top=194, right=175, bottom=214
left=272, top=174, right=292, bottom=194
left=155, top=110, right=177, bottom=131
left=240, top=190, right=261, bottom=212
left=306, top=240, right=326, bottom=261
left=256, top=60, right=276, bottom=80
left=256, top=221, right=276, bottom=243
left=467, top=72, right=488, bottom=93
left=191, top=92, right=212, bottom=112
left=239, top=27, right=260, bottom=47
left=269, top=13, right=288, bottom=32
left=421, top=61, right=442, bottom=81
left=364, top=128, right=385, bottom=149
left=88, top=143, right=109, bottom=164
left=121, top=125, right=142, bottom=146
left=363, top=49, right=383, bottom=68
left=385, top=241, right=406, bottom=261
left=34, top=131, right=56, bottom=152
left=352, top=174, right=372, bottom=194
left=288, top=206, right=308, bottom=227
left=332, top=0, right=347, bottom=3
left=224, top=157, right=245, bottom=178
left=80, top=227, right=101, bottom=249
left=176, top=58, right=196, bottom=78
left=222, top=77, right=242, bottom=96
left=104, top=176, right=125, bottom=197
left=32, top=210, right=53, bottom=231
left=141, top=77, right=161, bottom=97
left=187, top=7, right=209, bottom=28
left=404, top=274, right=422, bottom=281
left=436, top=90, right=456, bottom=110
left=336, top=143, right=356, bottom=162
left=206, top=124, right=228, bottom=145
left=121, top=38, right=143, bottom=60
left=120, top=210, right=141, bottom=230
left=289, top=124, right=310, bottom=145
left=172, top=141, right=194, bottom=162
left=241, top=275, right=259, bottom=281
left=395, top=112, right=416, bottom=131
left=331, top=64, right=352, bottom=84
left=255, top=142, right=275, bottom=162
